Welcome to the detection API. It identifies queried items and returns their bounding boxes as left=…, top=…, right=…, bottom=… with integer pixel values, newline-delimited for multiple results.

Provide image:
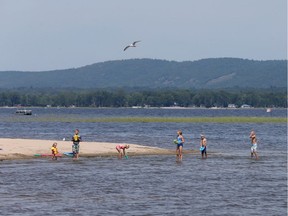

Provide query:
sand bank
left=0, top=138, right=195, bottom=160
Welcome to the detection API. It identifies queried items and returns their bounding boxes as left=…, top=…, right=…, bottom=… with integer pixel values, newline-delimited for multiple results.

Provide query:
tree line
left=0, top=88, right=286, bottom=108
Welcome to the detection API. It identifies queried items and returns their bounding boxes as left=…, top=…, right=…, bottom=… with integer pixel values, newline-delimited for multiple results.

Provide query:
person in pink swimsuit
left=116, top=144, right=130, bottom=159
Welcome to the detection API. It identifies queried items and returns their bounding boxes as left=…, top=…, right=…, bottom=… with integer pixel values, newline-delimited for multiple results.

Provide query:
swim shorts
left=201, top=146, right=207, bottom=154
left=251, top=143, right=257, bottom=153
left=177, top=143, right=183, bottom=148
left=72, top=143, right=80, bottom=154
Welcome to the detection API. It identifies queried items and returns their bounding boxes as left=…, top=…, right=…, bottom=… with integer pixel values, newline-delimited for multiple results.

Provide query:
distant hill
left=0, top=58, right=286, bottom=89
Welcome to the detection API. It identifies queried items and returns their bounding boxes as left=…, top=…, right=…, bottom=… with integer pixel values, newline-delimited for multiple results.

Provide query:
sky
left=0, top=0, right=287, bottom=71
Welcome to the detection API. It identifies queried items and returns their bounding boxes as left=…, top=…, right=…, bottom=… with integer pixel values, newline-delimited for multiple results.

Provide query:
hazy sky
left=0, top=0, right=287, bottom=71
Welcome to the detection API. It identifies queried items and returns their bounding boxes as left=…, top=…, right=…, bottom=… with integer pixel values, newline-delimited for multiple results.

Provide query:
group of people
left=50, top=129, right=130, bottom=160
left=175, top=130, right=207, bottom=161
left=175, top=129, right=259, bottom=161
left=49, top=128, right=259, bottom=161
left=50, top=129, right=82, bottom=160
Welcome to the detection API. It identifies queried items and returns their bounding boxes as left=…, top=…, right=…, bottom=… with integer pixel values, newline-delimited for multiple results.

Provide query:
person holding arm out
left=249, top=130, right=259, bottom=160
left=176, top=130, right=185, bottom=161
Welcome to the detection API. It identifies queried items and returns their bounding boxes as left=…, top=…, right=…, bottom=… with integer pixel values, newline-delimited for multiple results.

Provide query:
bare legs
left=251, top=150, right=258, bottom=160
left=176, top=146, right=183, bottom=161
left=116, top=147, right=123, bottom=159
left=201, top=151, right=207, bottom=159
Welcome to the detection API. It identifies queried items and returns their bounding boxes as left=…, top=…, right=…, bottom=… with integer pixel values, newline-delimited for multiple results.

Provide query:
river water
left=0, top=107, right=287, bottom=215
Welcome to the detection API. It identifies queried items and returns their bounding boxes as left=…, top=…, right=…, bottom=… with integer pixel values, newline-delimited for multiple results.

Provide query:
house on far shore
left=228, top=104, right=237, bottom=108
left=241, top=104, right=252, bottom=108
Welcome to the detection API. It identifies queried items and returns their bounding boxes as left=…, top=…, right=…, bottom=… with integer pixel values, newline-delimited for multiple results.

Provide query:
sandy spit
left=0, top=138, right=196, bottom=160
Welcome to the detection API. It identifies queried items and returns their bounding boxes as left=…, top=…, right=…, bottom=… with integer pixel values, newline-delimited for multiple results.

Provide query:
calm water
left=0, top=108, right=287, bottom=215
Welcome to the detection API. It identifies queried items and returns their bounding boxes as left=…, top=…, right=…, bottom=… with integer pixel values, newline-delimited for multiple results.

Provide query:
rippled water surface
left=0, top=108, right=287, bottom=215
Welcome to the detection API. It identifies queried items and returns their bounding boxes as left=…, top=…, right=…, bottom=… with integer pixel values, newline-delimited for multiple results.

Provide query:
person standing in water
left=249, top=130, right=258, bottom=159
left=72, top=129, right=82, bottom=160
left=200, top=135, right=207, bottom=159
left=176, top=130, right=185, bottom=161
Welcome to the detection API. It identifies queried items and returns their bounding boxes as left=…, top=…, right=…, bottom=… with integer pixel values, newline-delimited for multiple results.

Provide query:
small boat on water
left=16, top=109, right=32, bottom=115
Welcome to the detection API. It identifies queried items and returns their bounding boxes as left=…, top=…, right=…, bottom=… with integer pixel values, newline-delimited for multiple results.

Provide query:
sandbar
left=0, top=138, right=195, bottom=160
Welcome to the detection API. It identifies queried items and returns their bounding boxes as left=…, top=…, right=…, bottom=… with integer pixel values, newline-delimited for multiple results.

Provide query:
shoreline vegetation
left=0, top=88, right=287, bottom=108
left=79, top=116, right=286, bottom=123
left=7, top=116, right=287, bottom=123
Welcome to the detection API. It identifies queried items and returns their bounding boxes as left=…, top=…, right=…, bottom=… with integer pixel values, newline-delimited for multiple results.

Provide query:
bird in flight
left=124, top=40, right=141, bottom=51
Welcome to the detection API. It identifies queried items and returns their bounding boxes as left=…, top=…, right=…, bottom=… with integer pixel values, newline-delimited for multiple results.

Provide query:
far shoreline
left=1, top=106, right=287, bottom=109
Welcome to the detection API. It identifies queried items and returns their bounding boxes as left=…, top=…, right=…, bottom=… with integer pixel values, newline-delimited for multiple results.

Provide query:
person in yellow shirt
left=71, top=129, right=82, bottom=160
left=51, top=142, right=59, bottom=160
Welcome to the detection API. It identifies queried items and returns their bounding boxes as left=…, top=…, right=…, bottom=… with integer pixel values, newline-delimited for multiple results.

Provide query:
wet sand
left=0, top=138, right=195, bottom=160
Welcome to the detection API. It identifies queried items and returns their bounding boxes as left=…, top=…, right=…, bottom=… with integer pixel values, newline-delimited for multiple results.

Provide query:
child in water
left=71, top=129, right=82, bottom=160
left=176, top=130, right=185, bottom=161
left=200, top=134, right=207, bottom=159
left=51, top=142, right=59, bottom=160
left=115, top=144, right=130, bottom=159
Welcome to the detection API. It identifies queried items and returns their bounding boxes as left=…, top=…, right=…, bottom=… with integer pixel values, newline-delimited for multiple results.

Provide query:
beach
left=0, top=138, right=192, bottom=160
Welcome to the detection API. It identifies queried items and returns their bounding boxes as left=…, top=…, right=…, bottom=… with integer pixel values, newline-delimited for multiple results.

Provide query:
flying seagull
left=124, top=40, right=141, bottom=51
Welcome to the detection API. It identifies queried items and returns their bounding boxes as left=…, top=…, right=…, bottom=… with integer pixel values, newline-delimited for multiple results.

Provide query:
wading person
left=176, top=130, right=185, bottom=161
left=200, top=134, right=207, bottom=159
left=249, top=130, right=258, bottom=160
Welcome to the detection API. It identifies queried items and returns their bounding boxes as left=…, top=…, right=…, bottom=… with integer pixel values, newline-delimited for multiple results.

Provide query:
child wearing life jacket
left=71, top=129, right=82, bottom=160
left=51, top=142, right=59, bottom=160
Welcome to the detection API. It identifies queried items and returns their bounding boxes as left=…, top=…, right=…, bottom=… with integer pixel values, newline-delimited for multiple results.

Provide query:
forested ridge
left=0, top=58, right=286, bottom=89
left=1, top=58, right=286, bottom=108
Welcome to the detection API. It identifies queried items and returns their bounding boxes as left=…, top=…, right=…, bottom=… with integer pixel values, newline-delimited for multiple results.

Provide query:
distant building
left=228, top=104, right=237, bottom=108
left=241, top=104, right=252, bottom=108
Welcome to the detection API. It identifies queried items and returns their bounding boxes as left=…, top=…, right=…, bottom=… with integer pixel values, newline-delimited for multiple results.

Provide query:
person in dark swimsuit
left=200, top=135, right=207, bottom=159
